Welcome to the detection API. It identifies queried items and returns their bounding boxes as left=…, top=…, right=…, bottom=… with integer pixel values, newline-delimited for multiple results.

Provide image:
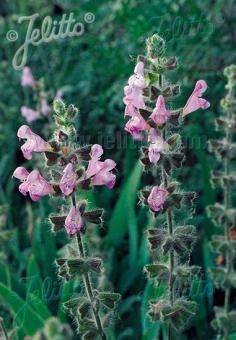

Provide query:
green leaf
left=162, top=299, right=197, bottom=331
left=97, top=292, right=121, bottom=309
left=26, top=255, right=43, bottom=297
left=141, top=281, right=161, bottom=340
left=57, top=280, right=75, bottom=322
left=144, top=264, right=169, bottom=280
left=0, top=282, right=44, bottom=335
left=106, top=162, right=142, bottom=246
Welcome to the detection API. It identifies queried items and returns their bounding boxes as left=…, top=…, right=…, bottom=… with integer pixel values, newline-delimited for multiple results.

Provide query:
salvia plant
left=12, top=99, right=121, bottom=339
left=207, top=64, right=236, bottom=339
left=123, top=34, right=210, bottom=338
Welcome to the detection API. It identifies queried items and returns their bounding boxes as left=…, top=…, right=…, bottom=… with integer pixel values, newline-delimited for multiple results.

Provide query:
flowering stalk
left=13, top=100, right=120, bottom=339
left=207, top=64, right=236, bottom=339
left=123, top=34, right=210, bottom=338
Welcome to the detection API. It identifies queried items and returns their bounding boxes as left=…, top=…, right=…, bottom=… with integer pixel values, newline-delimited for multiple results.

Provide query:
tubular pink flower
left=91, top=159, right=116, bottom=189
left=40, top=99, right=50, bottom=116
left=125, top=115, right=148, bottom=140
left=124, top=103, right=139, bottom=117
left=86, top=144, right=116, bottom=189
left=21, top=67, right=35, bottom=87
left=21, top=106, right=40, bottom=123
left=65, top=206, right=83, bottom=235
left=150, top=95, right=171, bottom=126
left=17, top=125, right=52, bottom=160
left=182, top=80, right=210, bottom=117
left=86, top=144, right=104, bottom=178
left=13, top=166, right=29, bottom=180
left=123, top=61, right=147, bottom=116
left=147, top=186, right=167, bottom=212
left=134, top=61, right=145, bottom=74
left=148, top=128, right=166, bottom=164
left=59, top=163, right=77, bottom=196
left=13, top=168, right=53, bottom=202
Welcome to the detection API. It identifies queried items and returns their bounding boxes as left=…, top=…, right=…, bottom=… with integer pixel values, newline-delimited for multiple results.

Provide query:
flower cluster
left=21, top=66, right=63, bottom=123
left=123, top=34, right=210, bottom=335
left=123, top=65, right=209, bottom=168
left=13, top=100, right=120, bottom=338
left=207, top=64, right=236, bottom=338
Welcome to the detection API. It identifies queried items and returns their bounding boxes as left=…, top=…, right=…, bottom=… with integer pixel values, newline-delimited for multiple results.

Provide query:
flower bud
left=164, top=57, right=178, bottom=70
left=146, top=34, right=165, bottom=59
left=78, top=200, right=88, bottom=214
left=224, top=64, right=236, bottom=83
left=58, top=130, right=68, bottom=142
left=76, top=145, right=92, bottom=161
left=58, top=157, right=67, bottom=166
left=53, top=99, right=66, bottom=116
left=44, top=151, right=59, bottom=166
left=66, top=104, right=79, bottom=119
left=69, top=154, right=78, bottom=164
left=172, top=85, right=180, bottom=96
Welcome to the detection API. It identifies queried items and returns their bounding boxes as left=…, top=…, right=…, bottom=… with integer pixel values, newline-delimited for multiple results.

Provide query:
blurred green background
left=0, top=0, right=235, bottom=339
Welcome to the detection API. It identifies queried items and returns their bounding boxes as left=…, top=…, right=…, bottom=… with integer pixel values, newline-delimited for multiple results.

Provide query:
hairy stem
left=223, top=87, right=233, bottom=340
left=159, top=72, right=175, bottom=340
left=71, top=194, right=106, bottom=340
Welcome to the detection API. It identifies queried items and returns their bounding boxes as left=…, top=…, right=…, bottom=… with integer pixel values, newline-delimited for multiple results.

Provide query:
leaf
left=57, top=280, right=75, bottom=322
left=141, top=281, right=162, bottom=339
left=0, top=282, right=44, bottom=335
left=97, top=292, right=121, bottom=309
left=144, top=264, right=169, bottom=280
left=106, top=162, right=142, bottom=246
left=26, top=255, right=43, bottom=297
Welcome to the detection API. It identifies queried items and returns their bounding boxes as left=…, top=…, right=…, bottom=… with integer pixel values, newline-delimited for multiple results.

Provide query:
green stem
left=162, top=165, right=175, bottom=340
left=71, top=194, right=106, bottom=340
left=159, top=72, right=175, bottom=340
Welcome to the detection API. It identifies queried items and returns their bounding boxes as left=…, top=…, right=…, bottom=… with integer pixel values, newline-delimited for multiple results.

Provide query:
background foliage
left=0, top=0, right=235, bottom=339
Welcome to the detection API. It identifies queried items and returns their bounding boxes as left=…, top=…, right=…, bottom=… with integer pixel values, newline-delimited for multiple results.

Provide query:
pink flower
left=21, top=67, right=35, bottom=87
left=86, top=144, right=116, bottom=189
left=21, top=106, right=40, bottom=123
left=182, top=80, right=210, bottom=117
left=92, top=159, right=116, bottom=188
left=13, top=167, right=53, bottom=202
left=147, top=186, right=167, bottom=212
left=86, top=144, right=104, bottom=178
left=124, top=103, right=139, bottom=117
left=148, top=128, right=166, bottom=164
left=40, top=99, right=50, bottom=116
left=59, top=163, right=77, bottom=196
left=65, top=206, right=83, bottom=235
left=13, top=166, right=29, bottom=180
left=123, top=61, right=147, bottom=116
left=125, top=115, right=148, bottom=140
left=150, top=95, right=171, bottom=126
left=17, top=125, right=52, bottom=160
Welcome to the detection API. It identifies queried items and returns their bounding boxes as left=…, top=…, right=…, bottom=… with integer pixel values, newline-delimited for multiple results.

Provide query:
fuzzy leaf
left=162, top=299, right=197, bottom=331
left=49, top=215, right=66, bottom=232
left=212, top=307, right=236, bottom=333
left=83, top=209, right=103, bottom=225
left=144, top=263, right=169, bottom=281
left=146, top=228, right=167, bottom=250
left=96, top=292, right=121, bottom=309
